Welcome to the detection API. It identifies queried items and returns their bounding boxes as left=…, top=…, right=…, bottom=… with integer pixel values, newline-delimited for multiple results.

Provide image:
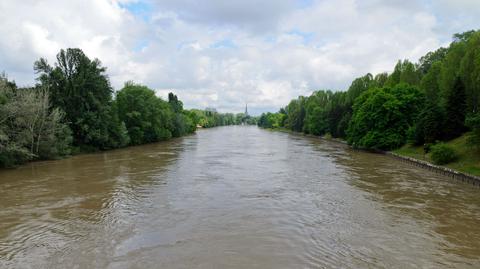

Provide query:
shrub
left=430, top=143, right=457, bottom=165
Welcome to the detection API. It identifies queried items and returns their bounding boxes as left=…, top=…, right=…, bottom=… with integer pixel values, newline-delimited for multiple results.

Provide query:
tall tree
left=418, top=47, right=448, bottom=75
left=412, top=100, right=444, bottom=144
left=347, top=84, right=423, bottom=150
left=34, top=48, right=123, bottom=150
left=116, top=82, right=173, bottom=145
left=285, top=97, right=306, bottom=132
left=413, top=62, right=445, bottom=144
left=444, top=77, right=467, bottom=140
left=459, top=31, right=480, bottom=113
left=168, top=92, right=183, bottom=113
left=439, top=39, right=467, bottom=106
left=386, top=60, right=420, bottom=86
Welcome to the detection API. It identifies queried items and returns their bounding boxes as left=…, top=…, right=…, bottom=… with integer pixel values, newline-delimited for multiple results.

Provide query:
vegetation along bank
left=258, top=30, right=480, bottom=179
left=0, top=48, right=254, bottom=168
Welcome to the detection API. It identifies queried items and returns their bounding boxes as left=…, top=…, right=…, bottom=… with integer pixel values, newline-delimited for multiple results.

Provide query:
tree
left=107, top=101, right=130, bottom=148
left=412, top=100, right=444, bottom=144
left=167, top=92, right=196, bottom=137
left=189, top=109, right=240, bottom=128
left=400, top=60, right=420, bottom=85
left=418, top=47, right=448, bottom=75
left=374, top=73, right=389, bottom=88
left=303, top=91, right=329, bottom=135
left=439, top=39, right=467, bottom=106
left=453, top=30, right=476, bottom=43
left=459, top=31, right=480, bottom=113
left=34, top=48, right=123, bottom=150
left=0, top=77, right=72, bottom=167
left=410, top=62, right=445, bottom=144
left=346, top=74, right=374, bottom=104
left=347, top=84, right=423, bottom=150
left=386, top=60, right=420, bottom=87
left=326, top=92, right=348, bottom=137
left=284, top=97, right=306, bottom=132
left=443, top=77, right=467, bottom=140
left=116, top=82, right=174, bottom=145
left=258, top=113, right=273, bottom=128
left=168, top=92, right=183, bottom=113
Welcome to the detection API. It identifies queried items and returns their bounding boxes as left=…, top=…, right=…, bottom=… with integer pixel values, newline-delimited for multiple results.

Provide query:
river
left=0, top=126, right=479, bottom=268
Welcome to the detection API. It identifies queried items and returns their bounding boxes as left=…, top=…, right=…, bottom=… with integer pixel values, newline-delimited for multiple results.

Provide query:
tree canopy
left=259, top=30, right=480, bottom=151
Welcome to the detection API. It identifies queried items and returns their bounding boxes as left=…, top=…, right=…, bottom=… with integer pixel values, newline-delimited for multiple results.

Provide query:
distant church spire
left=245, top=103, right=248, bottom=116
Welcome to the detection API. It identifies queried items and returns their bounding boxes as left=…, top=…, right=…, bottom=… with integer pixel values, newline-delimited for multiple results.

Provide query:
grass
left=394, top=133, right=480, bottom=176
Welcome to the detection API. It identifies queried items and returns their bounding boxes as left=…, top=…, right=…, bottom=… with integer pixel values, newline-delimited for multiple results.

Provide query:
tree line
left=259, top=30, right=480, bottom=152
left=0, top=48, right=243, bottom=167
left=189, top=108, right=256, bottom=128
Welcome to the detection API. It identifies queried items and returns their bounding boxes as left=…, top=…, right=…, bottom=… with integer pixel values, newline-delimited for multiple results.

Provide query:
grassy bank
left=394, top=133, right=480, bottom=176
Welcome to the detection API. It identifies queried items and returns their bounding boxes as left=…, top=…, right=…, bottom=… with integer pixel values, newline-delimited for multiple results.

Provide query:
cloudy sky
left=0, top=0, right=479, bottom=114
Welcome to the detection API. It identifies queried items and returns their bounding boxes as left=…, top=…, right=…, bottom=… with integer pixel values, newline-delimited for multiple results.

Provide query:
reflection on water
left=0, top=126, right=479, bottom=268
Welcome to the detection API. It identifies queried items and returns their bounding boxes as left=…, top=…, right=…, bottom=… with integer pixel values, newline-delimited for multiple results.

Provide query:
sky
left=0, top=0, right=479, bottom=115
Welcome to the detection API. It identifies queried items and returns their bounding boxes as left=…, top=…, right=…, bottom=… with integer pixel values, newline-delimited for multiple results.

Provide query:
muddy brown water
left=1, top=126, right=479, bottom=268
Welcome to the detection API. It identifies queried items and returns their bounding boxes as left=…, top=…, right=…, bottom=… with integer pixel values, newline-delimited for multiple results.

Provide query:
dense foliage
left=190, top=109, right=256, bottom=128
left=0, top=76, right=72, bottom=166
left=259, top=30, right=480, bottom=152
left=430, top=143, right=457, bottom=165
left=347, top=84, right=423, bottom=150
left=115, top=82, right=174, bottom=145
left=0, top=49, right=246, bottom=167
left=35, top=49, right=123, bottom=151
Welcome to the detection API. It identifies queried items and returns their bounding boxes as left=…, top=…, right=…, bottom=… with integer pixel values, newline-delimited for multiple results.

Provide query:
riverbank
left=394, top=134, right=480, bottom=174
left=263, top=127, right=480, bottom=186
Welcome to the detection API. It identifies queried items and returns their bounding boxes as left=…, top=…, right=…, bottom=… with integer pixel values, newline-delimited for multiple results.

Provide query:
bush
left=430, top=143, right=457, bottom=165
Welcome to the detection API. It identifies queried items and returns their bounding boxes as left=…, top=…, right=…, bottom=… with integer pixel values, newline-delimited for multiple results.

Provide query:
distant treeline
left=0, top=48, right=250, bottom=167
left=190, top=109, right=257, bottom=128
left=259, top=30, right=480, bottom=151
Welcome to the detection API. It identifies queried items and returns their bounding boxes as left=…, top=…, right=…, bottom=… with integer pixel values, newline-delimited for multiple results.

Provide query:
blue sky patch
left=120, top=1, right=152, bottom=22
left=210, top=39, right=237, bottom=49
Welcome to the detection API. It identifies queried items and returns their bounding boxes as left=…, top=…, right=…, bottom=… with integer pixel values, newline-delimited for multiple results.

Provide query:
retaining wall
left=384, top=151, right=480, bottom=186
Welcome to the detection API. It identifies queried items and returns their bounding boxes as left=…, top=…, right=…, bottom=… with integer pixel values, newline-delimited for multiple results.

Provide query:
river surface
left=1, top=126, right=480, bottom=268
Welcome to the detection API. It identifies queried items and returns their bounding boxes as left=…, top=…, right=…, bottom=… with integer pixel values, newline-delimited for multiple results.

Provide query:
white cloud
left=0, top=0, right=479, bottom=114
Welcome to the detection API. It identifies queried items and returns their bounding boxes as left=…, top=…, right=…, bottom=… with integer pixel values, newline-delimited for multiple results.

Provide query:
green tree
left=412, top=101, right=444, bottom=144
left=34, top=48, right=123, bottom=150
left=168, top=92, right=183, bottom=113
left=411, top=62, right=445, bottom=144
left=303, top=91, right=329, bottom=135
left=453, top=30, right=476, bottom=43
left=116, top=82, right=173, bottom=145
left=284, top=97, right=306, bottom=132
left=439, top=39, right=467, bottom=106
left=418, top=47, right=448, bottom=75
left=386, top=60, right=420, bottom=87
left=374, top=73, right=389, bottom=88
left=443, top=77, right=467, bottom=140
left=347, top=84, right=423, bottom=150
left=0, top=77, right=72, bottom=167
left=459, top=31, right=480, bottom=113
left=167, top=92, right=196, bottom=137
